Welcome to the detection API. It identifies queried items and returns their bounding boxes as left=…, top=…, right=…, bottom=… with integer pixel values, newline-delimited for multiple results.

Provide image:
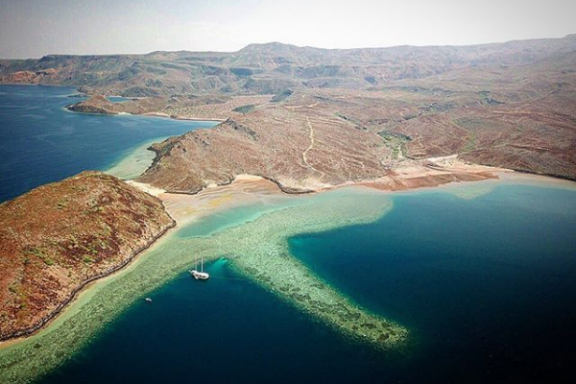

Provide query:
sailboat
left=190, top=257, right=209, bottom=280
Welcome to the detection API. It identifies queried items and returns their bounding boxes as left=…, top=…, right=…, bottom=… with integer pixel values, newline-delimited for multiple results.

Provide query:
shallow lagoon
left=1, top=179, right=575, bottom=384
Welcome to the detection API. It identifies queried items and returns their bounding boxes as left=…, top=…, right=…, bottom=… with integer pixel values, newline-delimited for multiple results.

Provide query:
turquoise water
left=106, top=96, right=133, bottom=103
left=0, top=85, right=217, bottom=202
left=2, top=85, right=576, bottom=383
left=36, top=182, right=576, bottom=384
left=176, top=199, right=299, bottom=238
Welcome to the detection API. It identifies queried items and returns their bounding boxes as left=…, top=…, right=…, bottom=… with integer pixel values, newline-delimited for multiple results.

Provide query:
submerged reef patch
left=214, top=191, right=407, bottom=347
left=0, top=187, right=406, bottom=384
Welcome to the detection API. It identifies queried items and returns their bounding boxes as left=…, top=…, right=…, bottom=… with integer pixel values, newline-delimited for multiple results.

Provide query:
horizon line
left=1, top=33, right=575, bottom=61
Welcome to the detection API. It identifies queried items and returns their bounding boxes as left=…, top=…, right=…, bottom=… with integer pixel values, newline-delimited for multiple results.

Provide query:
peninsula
left=30, top=35, right=574, bottom=190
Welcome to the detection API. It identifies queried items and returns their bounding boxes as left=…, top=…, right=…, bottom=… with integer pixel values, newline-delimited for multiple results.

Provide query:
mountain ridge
left=2, top=35, right=575, bottom=96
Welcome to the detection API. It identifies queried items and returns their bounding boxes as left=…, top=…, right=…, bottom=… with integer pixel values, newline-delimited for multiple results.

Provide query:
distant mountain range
left=1, top=35, right=575, bottom=96
left=2, top=35, right=575, bottom=187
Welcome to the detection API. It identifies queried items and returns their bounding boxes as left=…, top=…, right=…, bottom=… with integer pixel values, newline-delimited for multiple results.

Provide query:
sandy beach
left=151, top=159, right=507, bottom=223
left=141, top=111, right=226, bottom=122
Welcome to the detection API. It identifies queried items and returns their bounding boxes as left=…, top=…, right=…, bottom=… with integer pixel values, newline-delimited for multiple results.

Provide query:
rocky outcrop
left=68, top=94, right=118, bottom=114
left=0, top=69, right=58, bottom=84
left=0, top=172, right=175, bottom=340
left=138, top=97, right=393, bottom=193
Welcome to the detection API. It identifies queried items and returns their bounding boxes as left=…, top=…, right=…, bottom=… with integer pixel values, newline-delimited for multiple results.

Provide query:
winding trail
left=302, top=117, right=325, bottom=179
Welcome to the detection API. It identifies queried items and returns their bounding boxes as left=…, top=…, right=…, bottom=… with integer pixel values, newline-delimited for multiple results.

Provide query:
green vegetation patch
left=378, top=131, right=412, bottom=159
left=232, top=104, right=256, bottom=114
left=23, top=246, right=54, bottom=266
left=271, top=89, right=293, bottom=102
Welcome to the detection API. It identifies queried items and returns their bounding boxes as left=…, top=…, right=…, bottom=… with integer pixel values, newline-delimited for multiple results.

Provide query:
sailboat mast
left=201, top=257, right=204, bottom=272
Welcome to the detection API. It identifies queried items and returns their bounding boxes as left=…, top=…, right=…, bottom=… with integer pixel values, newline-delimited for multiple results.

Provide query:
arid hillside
left=4, top=36, right=576, bottom=190
left=0, top=172, right=174, bottom=340
left=136, top=81, right=575, bottom=193
left=1, top=35, right=575, bottom=96
left=133, top=46, right=575, bottom=192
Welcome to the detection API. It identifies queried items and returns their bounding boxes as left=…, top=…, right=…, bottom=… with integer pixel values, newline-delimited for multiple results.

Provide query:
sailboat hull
left=191, top=270, right=210, bottom=280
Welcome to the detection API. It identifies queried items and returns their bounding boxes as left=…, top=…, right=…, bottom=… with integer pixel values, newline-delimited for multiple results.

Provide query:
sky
left=0, top=0, right=575, bottom=59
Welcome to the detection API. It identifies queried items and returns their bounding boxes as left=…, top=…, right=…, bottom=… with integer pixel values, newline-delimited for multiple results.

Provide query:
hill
left=0, top=172, right=174, bottom=340
left=2, top=36, right=576, bottom=187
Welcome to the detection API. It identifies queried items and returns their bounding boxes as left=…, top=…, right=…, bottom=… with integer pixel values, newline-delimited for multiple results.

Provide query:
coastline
left=144, top=156, right=512, bottom=198
left=0, top=205, right=177, bottom=345
left=0, top=175, right=284, bottom=349
left=495, top=170, right=576, bottom=190
left=64, top=105, right=227, bottom=123
left=0, top=181, right=401, bottom=383
left=1, top=169, right=575, bottom=384
left=1, top=164, right=574, bottom=384
left=2, top=105, right=575, bottom=348
left=3, top=147, right=574, bottom=348
left=141, top=111, right=226, bottom=122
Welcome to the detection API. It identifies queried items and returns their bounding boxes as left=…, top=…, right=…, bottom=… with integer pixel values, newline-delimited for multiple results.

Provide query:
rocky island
left=0, top=172, right=174, bottom=340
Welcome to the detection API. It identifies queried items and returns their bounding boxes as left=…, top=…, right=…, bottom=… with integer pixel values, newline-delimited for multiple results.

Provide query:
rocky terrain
left=2, top=35, right=575, bottom=96
left=0, top=35, right=575, bottom=345
left=0, top=172, right=174, bottom=340
left=2, top=36, right=576, bottom=189
left=35, top=36, right=573, bottom=191
left=138, top=91, right=394, bottom=193
left=136, top=66, right=576, bottom=192
left=68, top=93, right=269, bottom=120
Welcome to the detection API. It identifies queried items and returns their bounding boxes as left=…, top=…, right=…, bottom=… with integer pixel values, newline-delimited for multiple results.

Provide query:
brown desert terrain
left=0, top=172, right=174, bottom=340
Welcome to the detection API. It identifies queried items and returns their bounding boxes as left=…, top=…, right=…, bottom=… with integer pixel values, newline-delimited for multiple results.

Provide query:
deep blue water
left=37, top=184, right=576, bottom=384
left=0, top=85, right=216, bottom=202
left=2, top=85, right=576, bottom=383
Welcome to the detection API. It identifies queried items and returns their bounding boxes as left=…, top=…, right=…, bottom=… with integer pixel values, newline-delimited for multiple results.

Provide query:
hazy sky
left=1, top=0, right=575, bottom=58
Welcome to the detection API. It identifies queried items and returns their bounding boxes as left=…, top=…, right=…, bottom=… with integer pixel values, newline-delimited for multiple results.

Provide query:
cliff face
left=0, top=172, right=175, bottom=340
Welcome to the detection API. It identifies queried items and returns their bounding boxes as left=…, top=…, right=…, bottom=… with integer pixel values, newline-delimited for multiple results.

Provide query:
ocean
left=0, top=85, right=216, bottom=202
left=0, top=85, right=575, bottom=384
left=37, top=183, right=576, bottom=384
